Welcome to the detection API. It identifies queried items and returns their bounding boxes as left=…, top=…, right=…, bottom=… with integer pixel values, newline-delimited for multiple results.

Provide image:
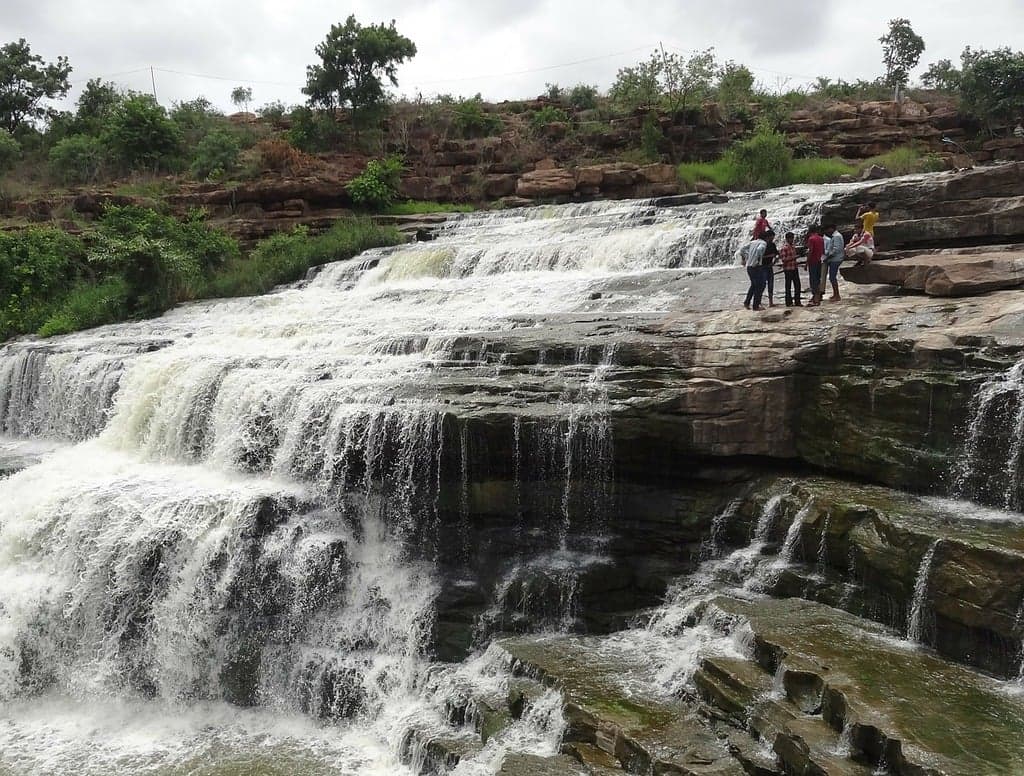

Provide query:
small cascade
left=906, top=541, right=941, bottom=644
left=816, top=512, right=832, bottom=576
left=700, top=498, right=742, bottom=560
left=952, top=360, right=1024, bottom=510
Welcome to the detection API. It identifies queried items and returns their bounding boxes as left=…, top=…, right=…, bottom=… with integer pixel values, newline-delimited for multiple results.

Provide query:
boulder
left=841, top=252, right=1024, bottom=296
left=860, top=164, right=890, bottom=181
left=516, top=168, right=576, bottom=198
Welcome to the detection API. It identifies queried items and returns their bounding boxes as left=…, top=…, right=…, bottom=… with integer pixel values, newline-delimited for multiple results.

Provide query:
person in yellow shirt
left=856, top=202, right=880, bottom=236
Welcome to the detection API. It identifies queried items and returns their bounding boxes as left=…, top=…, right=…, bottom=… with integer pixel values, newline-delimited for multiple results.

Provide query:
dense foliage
left=0, top=207, right=402, bottom=340
left=879, top=18, right=925, bottom=98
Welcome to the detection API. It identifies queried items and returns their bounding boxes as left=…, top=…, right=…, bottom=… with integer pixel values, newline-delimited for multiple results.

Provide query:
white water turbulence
left=952, top=359, right=1024, bottom=511
left=0, top=191, right=846, bottom=774
left=907, top=541, right=941, bottom=644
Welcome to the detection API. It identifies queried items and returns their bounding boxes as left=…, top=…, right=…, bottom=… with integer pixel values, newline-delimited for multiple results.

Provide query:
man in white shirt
left=823, top=224, right=845, bottom=301
left=738, top=234, right=769, bottom=310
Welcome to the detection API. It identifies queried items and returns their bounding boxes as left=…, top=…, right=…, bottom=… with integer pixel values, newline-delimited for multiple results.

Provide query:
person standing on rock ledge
left=805, top=226, right=825, bottom=306
left=823, top=224, right=845, bottom=302
left=781, top=232, right=801, bottom=306
left=738, top=232, right=770, bottom=310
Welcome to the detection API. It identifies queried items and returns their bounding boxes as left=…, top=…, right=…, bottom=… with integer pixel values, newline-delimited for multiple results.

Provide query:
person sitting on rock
left=855, top=202, right=880, bottom=236
left=846, top=225, right=875, bottom=266
left=738, top=233, right=769, bottom=311
left=805, top=226, right=825, bottom=307
left=781, top=232, right=801, bottom=307
left=823, top=224, right=845, bottom=302
left=752, top=209, right=770, bottom=239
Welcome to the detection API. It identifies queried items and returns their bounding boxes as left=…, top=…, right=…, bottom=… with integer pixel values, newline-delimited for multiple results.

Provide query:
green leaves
left=346, top=156, right=403, bottom=210
left=879, top=18, right=925, bottom=92
left=0, top=38, right=72, bottom=134
left=303, top=15, right=416, bottom=128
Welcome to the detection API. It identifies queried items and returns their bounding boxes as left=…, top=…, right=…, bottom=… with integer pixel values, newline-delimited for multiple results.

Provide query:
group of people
left=737, top=203, right=879, bottom=310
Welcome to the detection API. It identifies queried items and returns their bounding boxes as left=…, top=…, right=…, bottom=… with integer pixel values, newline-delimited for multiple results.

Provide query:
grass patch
left=790, top=157, right=857, bottom=183
left=114, top=177, right=179, bottom=199
left=196, top=218, right=404, bottom=299
left=677, top=158, right=737, bottom=190
left=38, top=278, right=129, bottom=337
left=859, top=146, right=945, bottom=176
left=383, top=200, right=475, bottom=215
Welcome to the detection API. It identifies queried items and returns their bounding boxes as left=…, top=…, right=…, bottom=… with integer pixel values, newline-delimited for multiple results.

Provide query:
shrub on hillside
left=170, top=97, right=225, bottom=146
left=38, top=277, right=128, bottom=337
left=255, top=138, right=313, bottom=174
left=287, top=106, right=345, bottom=152
left=190, top=129, right=241, bottom=180
left=346, top=156, right=403, bottom=210
left=198, top=219, right=403, bottom=298
left=451, top=95, right=503, bottom=139
left=104, top=94, right=183, bottom=172
left=722, top=122, right=794, bottom=189
left=0, top=227, right=85, bottom=338
left=49, top=134, right=107, bottom=183
left=530, top=105, right=570, bottom=131
left=568, top=84, right=599, bottom=110
left=0, top=129, right=21, bottom=172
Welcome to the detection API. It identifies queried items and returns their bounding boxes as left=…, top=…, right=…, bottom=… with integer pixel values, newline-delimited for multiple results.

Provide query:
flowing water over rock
left=2, top=182, right=1024, bottom=774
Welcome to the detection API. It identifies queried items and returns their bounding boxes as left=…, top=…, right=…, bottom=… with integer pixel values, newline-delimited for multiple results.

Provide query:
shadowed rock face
left=842, top=250, right=1024, bottom=296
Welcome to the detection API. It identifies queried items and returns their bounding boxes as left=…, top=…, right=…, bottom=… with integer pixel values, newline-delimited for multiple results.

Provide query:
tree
left=303, top=16, right=416, bottom=127
left=0, top=38, right=72, bottom=133
left=716, top=61, right=755, bottom=111
left=104, top=94, right=182, bottom=171
left=879, top=18, right=925, bottom=101
left=230, top=86, right=252, bottom=113
left=661, top=48, right=717, bottom=115
left=920, top=59, right=961, bottom=92
left=609, top=56, right=662, bottom=111
left=958, top=47, right=1024, bottom=132
left=70, top=79, right=122, bottom=136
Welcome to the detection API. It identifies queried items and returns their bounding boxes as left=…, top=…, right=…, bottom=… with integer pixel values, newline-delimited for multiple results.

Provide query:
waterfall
left=906, top=541, right=941, bottom=644
left=0, top=188, right=854, bottom=771
left=952, top=360, right=1024, bottom=510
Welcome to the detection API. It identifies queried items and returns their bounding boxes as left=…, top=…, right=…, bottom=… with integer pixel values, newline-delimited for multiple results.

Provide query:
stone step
left=497, top=752, right=591, bottom=775
left=727, top=478, right=1024, bottom=677
left=710, top=595, right=1024, bottom=776
left=399, top=724, right=485, bottom=774
left=498, top=634, right=748, bottom=775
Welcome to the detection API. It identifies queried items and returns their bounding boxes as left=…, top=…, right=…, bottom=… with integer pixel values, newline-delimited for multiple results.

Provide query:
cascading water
left=0, top=187, right=858, bottom=774
left=952, top=359, right=1024, bottom=511
left=907, top=541, right=941, bottom=644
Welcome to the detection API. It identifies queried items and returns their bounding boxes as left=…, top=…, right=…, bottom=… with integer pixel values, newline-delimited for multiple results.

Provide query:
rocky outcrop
left=824, top=162, right=1024, bottom=251
left=842, top=250, right=1024, bottom=295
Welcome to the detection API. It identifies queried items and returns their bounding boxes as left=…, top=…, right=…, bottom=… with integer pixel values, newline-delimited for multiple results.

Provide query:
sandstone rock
left=516, top=168, right=576, bottom=198
left=484, top=174, right=518, bottom=199
left=860, top=164, right=890, bottom=181
left=637, top=163, right=677, bottom=185
left=575, top=166, right=605, bottom=188
left=534, top=158, right=559, bottom=171
left=842, top=252, right=1024, bottom=296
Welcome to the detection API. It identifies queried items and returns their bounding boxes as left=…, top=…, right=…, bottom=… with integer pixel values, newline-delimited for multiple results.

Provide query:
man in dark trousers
left=805, top=226, right=825, bottom=306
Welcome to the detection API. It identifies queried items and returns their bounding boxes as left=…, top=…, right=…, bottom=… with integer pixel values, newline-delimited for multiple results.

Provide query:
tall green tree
left=958, top=47, right=1024, bottom=132
left=230, top=85, right=252, bottom=113
left=879, top=18, right=925, bottom=101
left=105, top=94, right=182, bottom=172
left=0, top=38, right=72, bottom=133
left=303, top=16, right=416, bottom=127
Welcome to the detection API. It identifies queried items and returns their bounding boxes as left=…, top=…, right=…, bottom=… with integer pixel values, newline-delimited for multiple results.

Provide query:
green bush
left=0, top=130, right=21, bottom=172
left=723, top=122, right=794, bottom=189
left=49, top=134, right=107, bottom=183
left=170, top=97, right=224, bottom=146
left=346, top=156, right=403, bottom=210
left=451, top=95, right=503, bottom=138
left=97, top=205, right=239, bottom=273
left=568, top=84, right=599, bottom=110
left=104, top=94, right=183, bottom=172
left=287, top=105, right=345, bottom=151
left=0, top=227, right=85, bottom=339
left=38, top=277, right=128, bottom=336
left=190, top=129, right=241, bottom=180
left=530, top=105, right=570, bottom=130
left=198, top=219, right=403, bottom=298
left=640, top=111, right=662, bottom=161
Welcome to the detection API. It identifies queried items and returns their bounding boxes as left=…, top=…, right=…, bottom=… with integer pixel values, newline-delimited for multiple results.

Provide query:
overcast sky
left=7, top=0, right=1023, bottom=114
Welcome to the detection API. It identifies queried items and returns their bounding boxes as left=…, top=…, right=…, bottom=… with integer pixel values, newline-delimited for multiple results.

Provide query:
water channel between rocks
left=1, top=179, right=1023, bottom=776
